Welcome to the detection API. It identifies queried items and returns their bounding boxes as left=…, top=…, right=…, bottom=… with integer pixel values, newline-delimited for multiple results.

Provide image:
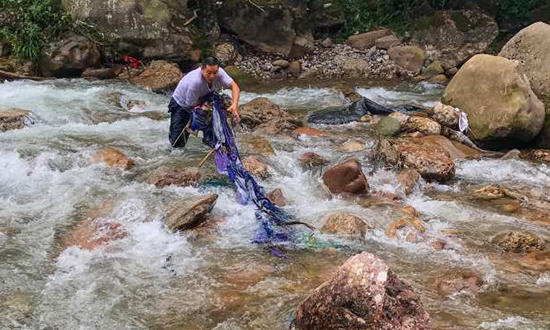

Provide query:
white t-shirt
left=172, top=67, right=234, bottom=107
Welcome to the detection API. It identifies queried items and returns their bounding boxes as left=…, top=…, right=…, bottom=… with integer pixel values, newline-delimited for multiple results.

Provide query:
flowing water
left=1, top=79, right=550, bottom=329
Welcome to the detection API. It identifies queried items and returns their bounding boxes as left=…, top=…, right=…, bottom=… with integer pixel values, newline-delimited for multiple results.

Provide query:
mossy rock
left=224, top=66, right=259, bottom=87
left=374, top=117, right=401, bottom=137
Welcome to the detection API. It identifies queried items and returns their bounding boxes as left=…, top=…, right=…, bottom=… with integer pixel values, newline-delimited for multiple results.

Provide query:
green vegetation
left=497, top=0, right=542, bottom=25
left=0, top=0, right=71, bottom=61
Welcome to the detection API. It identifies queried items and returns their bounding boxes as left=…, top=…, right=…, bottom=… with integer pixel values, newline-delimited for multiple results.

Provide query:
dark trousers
left=168, top=98, right=192, bottom=148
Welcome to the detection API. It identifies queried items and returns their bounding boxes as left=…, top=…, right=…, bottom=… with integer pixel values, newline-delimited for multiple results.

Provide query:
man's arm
left=227, top=81, right=241, bottom=121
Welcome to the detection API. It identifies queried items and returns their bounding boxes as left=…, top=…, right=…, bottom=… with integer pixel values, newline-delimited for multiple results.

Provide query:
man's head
left=201, top=57, right=220, bottom=84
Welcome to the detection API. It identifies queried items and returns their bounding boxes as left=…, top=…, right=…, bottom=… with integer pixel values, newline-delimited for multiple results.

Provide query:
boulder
left=0, top=108, right=34, bottom=132
left=499, top=23, right=550, bottom=148
left=424, top=61, right=445, bottom=77
left=267, top=188, right=287, bottom=207
left=165, top=194, right=218, bottom=232
left=40, top=34, right=101, bottom=77
left=442, top=54, right=545, bottom=149
left=322, top=158, right=370, bottom=195
left=288, top=60, right=302, bottom=76
left=435, top=270, right=484, bottom=296
left=299, top=152, right=329, bottom=170
left=375, top=35, right=401, bottom=50
left=335, top=56, right=369, bottom=77
left=82, top=68, right=117, bottom=80
left=239, top=98, right=300, bottom=134
left=346, top=29, right=391, bottom=50
left=377, top=138, right=455, bottom=182
left=61, top=0, right=197, bottom=61
left=93, top=148, right=135, bottom=170
left=417, top=135, right=480, bottom=160
left=218, top=1, right=297, bottom=56
left=289, top=31, right=315, bottom=58
left=402, top=116, right=441, bottom=136
left=294, top=252, right=430, bottom=330
left=413, top=10, right=498, bottom=69
left=428, top=74, right=448, bottom=85
left=129, top=60, right=183, bottom=93
left=373, top=116, right=401, bottom=137
left=397, top=169, right=421, bottom=196
left=145, top=167, right=202, bottom=188
left=272, top=59, right=290, bottom=68
left=242, top=156, right=271, bottom=179
left=492, top=231, right=544, bottom=253
left=388, top=46, right=426, bottom=72
left=321, top=213, right=369, bottom=239
left=214, top=42, right=240, bottom=66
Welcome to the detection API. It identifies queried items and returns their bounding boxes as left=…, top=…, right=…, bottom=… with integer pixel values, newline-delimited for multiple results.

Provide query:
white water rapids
left=1, top=79, right=550, bottom=329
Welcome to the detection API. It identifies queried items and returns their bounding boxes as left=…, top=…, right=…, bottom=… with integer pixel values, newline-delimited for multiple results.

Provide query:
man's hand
left=227, top=103, right=240, bottom=122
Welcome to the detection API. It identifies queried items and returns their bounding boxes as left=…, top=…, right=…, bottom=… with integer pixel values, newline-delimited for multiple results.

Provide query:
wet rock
left=165, top=194, right=218, bottom=232
left=435, top=270, right=484, bottom=296
left=40, top=34, right=101, bottom=77
left=378, top=138, right=455, bottom=182
left=385, top=206, right=426, bottom=239
left=397, top=169, right=421, bottom=196
left=239, top=98, right=301, bottom=134
left=242, top=156, right=271, bottom=179
left=389, top=112, right=410, bottom=126
left=294, top=252, right=430, bottom=330
left=471, top=184, right=506, bottom=200
left=322, top=158, right=370, bottom=195
left=492, top=231, right=544, bottom=253
left=129, top=60, right=183, bottom=93
left=346, top=28, right=391, bottom=50
left=321, top=213, right=369, bottom=239
left=428, top=74, right=449, bottom=85
left=221, top=265, right=273, bottom=288
left=417, top=135, right=481, bottom=160
left=93, top=147, right=135, bottom=170
left=241, top=136, right=275, bottom=155
left=388, top=45, right=426, bottom=73
left=373, top=116, right=401, bottom=137
left=523, top=149, right=550, bottom=163
left=375, top=35, right=401, bottom=50
left=402, top=116, right=442, bottom=136
left=443, top=54, right=545, bottom=149
left=145, top=167, right=202, bottom=188
left=340, top=140, right=366, bottom=153
left=413, top=10, right=498, bottom=70
left=430, top=240, right=447, bottom=251
left=517, top=251, right=550, bottom=272
left=334, top=84, right=362, bottom=103
left=82, top=68, right=117, bottom=80
left=293, top=126, right=328, bottom=137
left=429, top=102, right=460, bottom=129
left=0, top=108, right=34, bottom=132
left=500, top=149, right=521, bottom=160
left=299, top=152, right=329, bottom=170
left=424, top=61, right=445, bottom=76
left=267, top=188, right=287, bottom=207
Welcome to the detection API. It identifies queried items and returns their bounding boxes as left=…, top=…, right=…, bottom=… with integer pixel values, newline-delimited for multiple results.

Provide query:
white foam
left=480, top=316, right=541, bottom=330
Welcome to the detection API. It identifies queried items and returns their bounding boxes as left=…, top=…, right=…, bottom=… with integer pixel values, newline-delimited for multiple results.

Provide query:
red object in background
left=123, top=56, right=143, bottom=69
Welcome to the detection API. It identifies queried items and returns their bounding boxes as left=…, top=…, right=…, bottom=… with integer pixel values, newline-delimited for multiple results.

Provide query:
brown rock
left=299, top=152, right=329, bottom=170
left=517, top=251, right=550, bottom=272
left=492, top=231, right=544, bottom=253
left=293, top=126, right=328, bottom=137
left=430, top=102, right=460, bottom=128
left=0, top=108, right=34, bottom=132
left=239, top=98, right=300, bottom=134
left=241, top=136, right=275, bottom=155
left=417, top=135, right=481, bottom=160
left=322, top=158, right=369, bottom=195
left=82, top=68, right=116, bottom=80
left=129, top=60, right=183, bottom=93
left=93, top=148, right=135, bottom=170
left=378, top=138, right=455, bottom=182
left=145, top=167, right=202, bottom=188
left=375, top=35, right=401, bottom=50
left=267, top=188, right=287, bottom=207
left=435, top=270, right=484, bottom=296
left=385, top=206, right=426, bottom=239
left=214, top=42, right=239, bottom=66
left=40, top=34, right=101, bottom=77
left=397, top=169, right=421, bottom=195
left=523, top=149, right=550, bottom=163
left=346, top=29, right=391, bottom=50
left=402, top=116, right=442, bottom=136
left=335, top=56, right=369, bottom=77
left=294, top=252, right=430, bottom=330
left=242, top=156, right=271, bottom=179
left=428, top=74, right=449, bottom=85
left=471, top=184, right=506, bottom=200
left=388, top=45, right=426, bottom=72
left=340, top=140, right=366, bottom=153
left=165, top=194, right=218, bottom=232
left=321, top=213, right=369, bottom=239
left=288, top=60, right=301, bottom=76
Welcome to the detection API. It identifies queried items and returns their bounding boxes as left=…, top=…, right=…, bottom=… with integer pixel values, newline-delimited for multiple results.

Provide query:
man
left=168, top=56, right=241, bottom=148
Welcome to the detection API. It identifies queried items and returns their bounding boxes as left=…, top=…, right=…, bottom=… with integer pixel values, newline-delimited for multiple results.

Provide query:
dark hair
left=201, top=56, right=220, bottom=68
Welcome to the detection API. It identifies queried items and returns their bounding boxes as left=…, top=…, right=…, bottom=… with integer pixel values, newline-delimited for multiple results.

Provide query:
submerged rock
left=435, top=270, right=484, bottom=296
left=322, top=158, right=370, bottom=195
left=385, top=206, right=426, bottom=240
left=267, top=188, right=287, bottom=207
left=321, top=213, right=369, bottom=239
left=294, top=252, right=430, bottom=330
left=340, top=140, right=366, bottom=153
left=397, top=169, right=421, bottom=196
left=492, top=231, right=544, bottom=253
left=517, top=251, right=550, bottom=272
left=93, top=148, right=135, bottom=170
left=242, top=156, right=271, bottom=179
left=299, top=152, right=329, bottom=170
left=165, top=194, right=218, bottom=232
left=145, top=167, right=202, bottom=188
left=241, top=136, right=275, bottom=155
left=293, top=126, right=329, bottom=137
left=0, top=108, right=34, bottom=132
